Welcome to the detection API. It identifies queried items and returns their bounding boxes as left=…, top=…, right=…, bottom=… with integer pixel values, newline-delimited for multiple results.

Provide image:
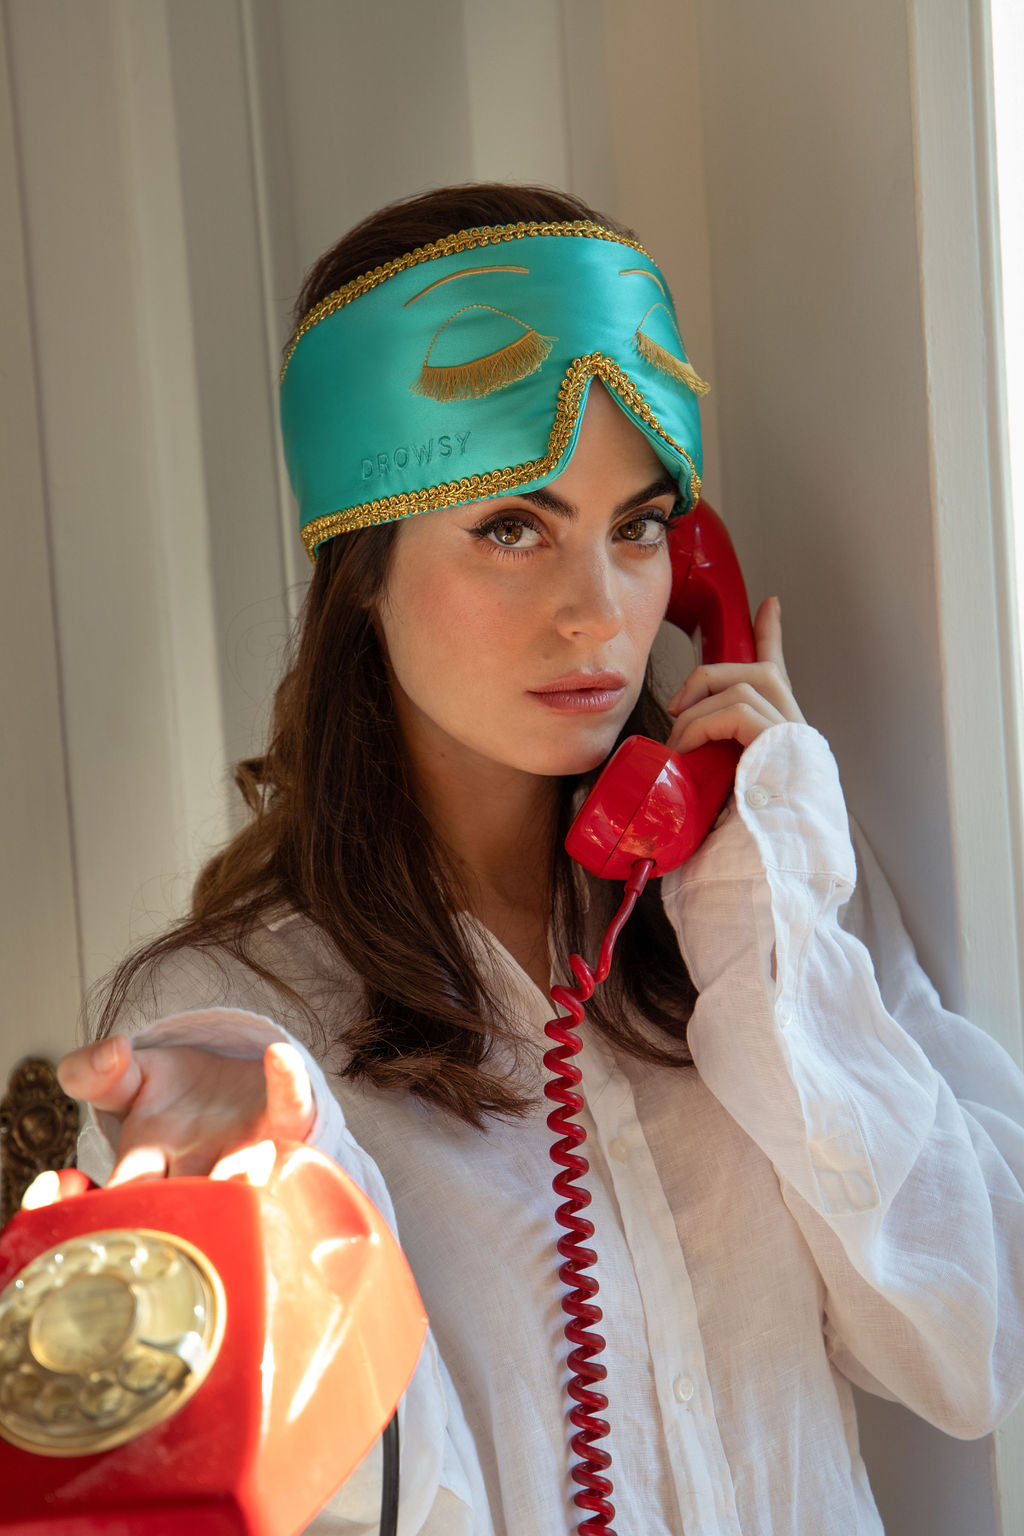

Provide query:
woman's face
left=376, top=382, right=676, bottom=781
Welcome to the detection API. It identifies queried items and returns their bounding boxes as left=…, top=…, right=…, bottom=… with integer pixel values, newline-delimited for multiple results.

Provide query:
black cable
left=380, top=1409, right=400, bottom=1536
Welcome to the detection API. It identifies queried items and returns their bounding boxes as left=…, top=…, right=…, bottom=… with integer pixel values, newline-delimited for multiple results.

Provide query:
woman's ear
left=367, top=600, right=390, bottom=652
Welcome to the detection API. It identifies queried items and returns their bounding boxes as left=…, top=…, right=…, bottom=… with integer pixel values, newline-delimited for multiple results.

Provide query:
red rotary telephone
left=547, top=497, right=756, bottom=1535
left=0, top=1143, right=427, bottom=1536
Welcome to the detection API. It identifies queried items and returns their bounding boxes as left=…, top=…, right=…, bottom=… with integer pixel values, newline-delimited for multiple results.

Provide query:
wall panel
left=0, top=3, right=81, bottom=1076
left=5, top=0, right=230, bottom=985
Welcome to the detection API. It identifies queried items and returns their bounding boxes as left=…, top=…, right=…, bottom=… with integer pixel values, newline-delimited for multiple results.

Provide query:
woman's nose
left=552, top=552, right=624, bottom=642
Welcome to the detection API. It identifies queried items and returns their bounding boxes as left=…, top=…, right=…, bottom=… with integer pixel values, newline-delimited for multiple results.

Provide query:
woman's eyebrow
left=518, top=475, right=679, bottom=521
left=405, top=265, right=530, bottom=306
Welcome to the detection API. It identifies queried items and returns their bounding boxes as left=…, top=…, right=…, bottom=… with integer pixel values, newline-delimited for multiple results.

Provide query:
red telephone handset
left=566, top=498, right=756, bottom=879
left=548, top=500, right=755, bottom=1535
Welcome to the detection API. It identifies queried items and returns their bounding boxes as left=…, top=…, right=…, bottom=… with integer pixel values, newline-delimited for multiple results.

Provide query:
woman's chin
left=523, top=727, right=625, bottom=778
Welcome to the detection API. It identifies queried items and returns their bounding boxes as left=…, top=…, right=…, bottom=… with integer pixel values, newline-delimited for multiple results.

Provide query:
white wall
left=4, top=0, right=235, bottom=994
left=0, top=12, right=80, bottom=1063
left=690, top=2, right=1022, bottom=1527
left=697, top=0, right=958, bottom=993
left=1, top=0, right=1019, bottom=1528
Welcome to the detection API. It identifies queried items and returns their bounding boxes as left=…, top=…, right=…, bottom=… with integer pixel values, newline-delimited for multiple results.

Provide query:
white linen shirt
left=82, top=724, right=1024, bottom=1535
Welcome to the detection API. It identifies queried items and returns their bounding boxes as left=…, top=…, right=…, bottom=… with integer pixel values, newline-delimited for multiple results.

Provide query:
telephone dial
left=0, top=1144, right=427, bottom=1535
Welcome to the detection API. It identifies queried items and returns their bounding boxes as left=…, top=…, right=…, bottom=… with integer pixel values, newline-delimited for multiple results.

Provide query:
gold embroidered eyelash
left=633, top=304, right=709, bottom=396
left=411, top=307, right=555, bottom=401
left=634, top=329, right=710, bottom=397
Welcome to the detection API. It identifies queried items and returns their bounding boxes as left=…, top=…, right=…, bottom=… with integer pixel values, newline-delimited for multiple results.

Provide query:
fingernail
left=22, top=1171, right=61, bottom=1211
left=93, top=1038, right=120, bottom=1071
left=210, top=1141, right=277, bottom=1187
left=107, top=1147, right=166, bottom=1186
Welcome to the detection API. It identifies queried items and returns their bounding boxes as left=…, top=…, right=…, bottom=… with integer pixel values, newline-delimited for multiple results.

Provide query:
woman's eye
left=481, top=518, right=542, bottom=549
left=618, top=514, right=668, bottom=545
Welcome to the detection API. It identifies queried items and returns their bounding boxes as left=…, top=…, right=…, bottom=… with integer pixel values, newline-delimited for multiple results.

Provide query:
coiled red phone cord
left=543, top=857, right=655, bottom=1536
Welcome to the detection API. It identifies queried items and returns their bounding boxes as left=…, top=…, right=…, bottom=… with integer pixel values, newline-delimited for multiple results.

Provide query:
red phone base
left=1, top=1505, right=245, bottom=1536
left=0, top=1145, right=427, bottom=1536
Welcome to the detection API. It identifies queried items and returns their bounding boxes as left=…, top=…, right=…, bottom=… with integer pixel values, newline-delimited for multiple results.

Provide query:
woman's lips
left=528, top=671, right=628, bottom=714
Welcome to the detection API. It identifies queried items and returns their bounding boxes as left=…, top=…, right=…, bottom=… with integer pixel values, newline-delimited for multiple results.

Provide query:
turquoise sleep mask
left=279, top=221, right=708, bottom=559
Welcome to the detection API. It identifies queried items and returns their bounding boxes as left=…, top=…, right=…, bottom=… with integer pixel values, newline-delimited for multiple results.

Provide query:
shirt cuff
left=662, top=721, right=857, bottom=904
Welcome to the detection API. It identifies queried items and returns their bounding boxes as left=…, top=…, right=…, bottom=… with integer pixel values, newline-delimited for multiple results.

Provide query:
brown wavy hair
left=95, top=183, right=696, bottom=1125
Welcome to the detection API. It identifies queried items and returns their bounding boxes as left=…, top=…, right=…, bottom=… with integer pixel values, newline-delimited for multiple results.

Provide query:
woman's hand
left=665, top=596, right=804, bottom=752
left=57, top=1035, right=315, bottom=1184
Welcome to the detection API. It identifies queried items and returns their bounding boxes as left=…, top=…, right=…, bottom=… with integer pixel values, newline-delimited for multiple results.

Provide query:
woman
left=60, top=184, right=1024, bottom=1534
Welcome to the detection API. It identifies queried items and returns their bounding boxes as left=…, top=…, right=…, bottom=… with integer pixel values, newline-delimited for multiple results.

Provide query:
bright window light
left=992, top=1, right=1024, bottom=672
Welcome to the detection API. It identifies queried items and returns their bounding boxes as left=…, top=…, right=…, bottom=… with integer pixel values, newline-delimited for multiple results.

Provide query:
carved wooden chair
left=0, top=1059, right=79, bottom=1227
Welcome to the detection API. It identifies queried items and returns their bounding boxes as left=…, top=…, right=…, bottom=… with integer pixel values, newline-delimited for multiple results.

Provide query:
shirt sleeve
left=80, top=997, right=491, bottom=1534
left=660, top=720, right=1024, bottom=1438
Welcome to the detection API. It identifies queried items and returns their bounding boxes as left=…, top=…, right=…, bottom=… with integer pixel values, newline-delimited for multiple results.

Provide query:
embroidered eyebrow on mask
left=411, top=305, right=555, bottom=400
left=404, top=265, right=531, bottom=307
left=620, top=267, right=667, bottom=297
left=635, top=302, right=710, bottom=396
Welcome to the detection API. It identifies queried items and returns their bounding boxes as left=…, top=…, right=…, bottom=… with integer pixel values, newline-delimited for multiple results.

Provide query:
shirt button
left=673, top=1375, right=695, bottom=1404
left=608, top=1137, right=629, bottom=1163
left=777, top=1006, right=792, bottom=1029
left=745, top=784, right=771, bottom=808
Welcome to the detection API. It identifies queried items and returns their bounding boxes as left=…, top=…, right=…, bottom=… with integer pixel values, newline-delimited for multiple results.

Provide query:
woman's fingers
left=106, top=1144, right=169, bottom=1187
left=668, top=690, right=786, bottom=754
left=666, top=596, right=804, bottom=750
left=108, top=1048, right=311, bottom=1183
left=753, top=594, right=787, bottom=670
left=667, top=660, right=793, bottom=718
left=263, top=1043, right=315, bottom=1140
left=56, top=1040, right=314, bottom=1188
left=210, top=1140, right=278, bottom=1185
left=21, top=1168, right=93, bottom=1209
left=57, top=1036, right=144, bottom=1117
